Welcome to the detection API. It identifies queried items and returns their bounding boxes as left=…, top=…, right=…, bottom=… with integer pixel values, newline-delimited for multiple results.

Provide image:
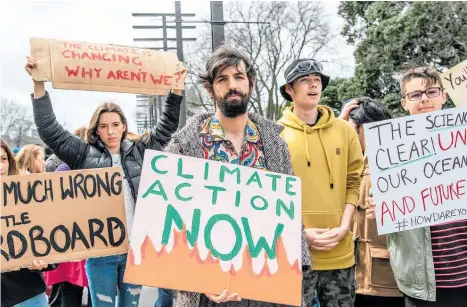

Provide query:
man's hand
left=206, top=290, right=241, bottom=303
left=311, top=226, right=348, bottom=251
left=338, top=99, right=359, bottom=121
left=28, top=260, right=48, bottom=271
left=366, top=196, right=376, bottom=220
left=171, top=61, right=188, bottom=96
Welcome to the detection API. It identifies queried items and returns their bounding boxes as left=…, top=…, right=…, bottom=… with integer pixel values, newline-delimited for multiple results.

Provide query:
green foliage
left=337, top=1, right=467, bottom=114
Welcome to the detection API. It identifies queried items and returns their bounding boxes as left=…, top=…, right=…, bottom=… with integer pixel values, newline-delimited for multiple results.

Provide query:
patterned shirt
left=200, top=115, right=267, bottom=170
left=431, top=219, right=467, bottom=288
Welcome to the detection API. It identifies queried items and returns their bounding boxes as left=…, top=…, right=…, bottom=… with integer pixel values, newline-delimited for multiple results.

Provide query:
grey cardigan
left=164, top=112, right=313, bottom=307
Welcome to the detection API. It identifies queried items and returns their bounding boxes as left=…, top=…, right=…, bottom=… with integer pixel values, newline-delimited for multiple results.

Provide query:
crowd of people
left=0, top=44, right=465, bottom=307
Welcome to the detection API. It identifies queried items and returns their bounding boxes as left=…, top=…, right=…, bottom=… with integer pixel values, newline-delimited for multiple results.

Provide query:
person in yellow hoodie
left=278, top=59, right=364, bottom=307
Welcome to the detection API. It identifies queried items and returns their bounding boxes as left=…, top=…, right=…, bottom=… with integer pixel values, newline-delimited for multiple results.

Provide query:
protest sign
left=441, top=59, right=467, bottom=107
left=1, top=167, right=128, bottom=272
left=30, top=38, right=183, bottom=95
left=364, top=107, right=467, bottom=235
left=124, top=150, right=303, bottom=306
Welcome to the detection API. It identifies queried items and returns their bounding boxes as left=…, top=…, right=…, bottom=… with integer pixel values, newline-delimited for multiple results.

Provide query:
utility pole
left=133, top=3, right=196, bottom=129
left=175, top=1, right=186, bottom=129
left=210, top=1, right=225, bottom=51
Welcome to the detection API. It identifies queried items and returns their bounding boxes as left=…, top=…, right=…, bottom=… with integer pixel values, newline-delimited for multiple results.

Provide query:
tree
left=1, top=98, right=38, bottom=147
left=225, top=1, right=336, bottom=120
left=338, top=1, right=467, bottom=114
left=183, top=2, right=338, bottom=120
left=320, top=77, right=365, bottom=115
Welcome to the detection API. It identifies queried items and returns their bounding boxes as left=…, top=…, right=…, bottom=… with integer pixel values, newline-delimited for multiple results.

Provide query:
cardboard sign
left=1, top=167, right=128, bottom=272
left=124, top=150, right=303, bottom=306
left=441, top=59, right=467, bottom=107
left=364, top=107, right=467, bottom=235
left=30, top=38, right=183, bottom=95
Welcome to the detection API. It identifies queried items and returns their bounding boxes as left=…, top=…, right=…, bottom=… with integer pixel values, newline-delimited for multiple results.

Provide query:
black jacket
left=32, top=92, right=182, bottom=201
left=1, top=265, right=56, bottom=307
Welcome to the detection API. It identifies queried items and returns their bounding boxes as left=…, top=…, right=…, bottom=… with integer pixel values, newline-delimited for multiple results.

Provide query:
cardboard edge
left=30, top=38, right=53, bottom=82
left=1, top=246, right=129, bottom=273
left=52, top=82, right=173, bottom=96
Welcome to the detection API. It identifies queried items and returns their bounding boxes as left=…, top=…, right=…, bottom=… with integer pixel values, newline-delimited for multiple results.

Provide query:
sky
left=0, top=0, right=355, bottom=133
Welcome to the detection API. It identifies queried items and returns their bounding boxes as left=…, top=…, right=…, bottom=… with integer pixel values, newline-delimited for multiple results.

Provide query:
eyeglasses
left=286, top=60, right=323, bottom=81
left=404, top=87, right=443, bottom=101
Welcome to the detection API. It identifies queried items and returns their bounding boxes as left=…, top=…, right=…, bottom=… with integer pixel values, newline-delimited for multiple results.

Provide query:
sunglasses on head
left=286, top=60, right=323, bottom=81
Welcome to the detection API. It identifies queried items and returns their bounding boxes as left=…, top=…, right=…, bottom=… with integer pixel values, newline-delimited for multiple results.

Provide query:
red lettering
left=130, top=72, right=141, bottom=82
left=82, top=68, right=92, bottom=79
left=438, top=132, right=454, bottom=151
left=457, top=179, right=466, bottom=196
left=403, top=196, right=416, bottom=213
left=392, top=199, right=406, bottom=216
left=102, top=53, right=112, bottom=62
left=61, top=50, right=71, bottom=58
left=381, top=201, right=395, bottom=226
left=80, top=52, right=92, bottom=60
left=117, top=55, right=130, bottom=65
left=71, top=51, right=81, bottom=60
left=421, top=188, right=429, bottom=211
left=122, top=71, right=130, bottom=80
left=132, top=57, right=142, bottom=66
left=91, top=53, right=102, bottom=61
left=62, top=42, right=81, bottom=49
left=116, top=70, right=124, bottom=80
left=455, top=129, right=467, bottom=148
left=107, top=71, right=117, bottom=80
left=150, top=74, right=164, bottom=85
left=65, top=66, right=80, bottom=77
left=164, top=75, right=173, bottom=86
left=94, top=68, right=102, bottom=78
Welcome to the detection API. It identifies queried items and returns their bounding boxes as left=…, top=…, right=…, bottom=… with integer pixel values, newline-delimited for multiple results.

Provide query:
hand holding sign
left=206, top=290, right=242, bottom=303
left=28, top=260, right=48, bottom=271
left=171, top=62, right=188, bottom=96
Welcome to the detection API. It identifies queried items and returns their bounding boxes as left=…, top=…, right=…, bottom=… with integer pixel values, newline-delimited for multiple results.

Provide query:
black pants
left=355, top=294, right=404, bottom=307
left=404, top=287, right=467, bottom=307
left=48, top=282, right=91, bottom=307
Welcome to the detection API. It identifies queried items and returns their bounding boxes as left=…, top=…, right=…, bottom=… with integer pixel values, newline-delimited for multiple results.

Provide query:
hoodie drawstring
left=303, top=125, right=311, bottom=166
left=318, top=130, right=334, bottom=189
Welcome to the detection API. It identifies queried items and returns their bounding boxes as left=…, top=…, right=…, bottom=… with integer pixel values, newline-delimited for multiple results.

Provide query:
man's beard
left=214, top=89, right=251, bottom=118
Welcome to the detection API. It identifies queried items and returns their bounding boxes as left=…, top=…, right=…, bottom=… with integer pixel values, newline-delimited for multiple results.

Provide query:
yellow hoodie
left=279, top=105, right=363, bottom=270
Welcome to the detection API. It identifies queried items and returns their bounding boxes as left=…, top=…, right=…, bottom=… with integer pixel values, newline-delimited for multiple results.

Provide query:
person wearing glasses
left=278, top=59, right=364, bottom=307
left=367, top=67, right=467, bottom=307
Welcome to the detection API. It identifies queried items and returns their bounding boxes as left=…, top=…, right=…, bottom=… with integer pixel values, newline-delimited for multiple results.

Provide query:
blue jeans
left=13, top=293, right=48, bottom=307
left=85, top=253, right=141, bottom=307
left=155, top=288, right=173, bottom=307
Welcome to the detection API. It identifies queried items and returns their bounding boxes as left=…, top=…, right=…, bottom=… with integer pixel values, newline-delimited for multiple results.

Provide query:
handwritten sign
left=124, top=150, right=303, bottom=306
left=364, top=107, right=467, bottom=235
left=441, top=59, right=467, bottom=107
left=1, top=168, right=128, bottom=272
left=30, top=38, right=183, bottom=95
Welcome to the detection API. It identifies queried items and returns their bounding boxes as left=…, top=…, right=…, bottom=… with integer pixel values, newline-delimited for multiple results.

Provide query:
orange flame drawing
left=125, top=227, right=302, bottom=305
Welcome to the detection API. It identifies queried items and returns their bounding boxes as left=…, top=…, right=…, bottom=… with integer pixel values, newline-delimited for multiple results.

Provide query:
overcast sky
left=0, top=0, right=354, bottom=133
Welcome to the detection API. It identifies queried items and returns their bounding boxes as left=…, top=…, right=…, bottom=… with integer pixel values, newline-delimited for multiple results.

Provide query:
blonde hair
left=126, top=130, right=150, bottom=143
left=16, top=144, right=45, bottom=174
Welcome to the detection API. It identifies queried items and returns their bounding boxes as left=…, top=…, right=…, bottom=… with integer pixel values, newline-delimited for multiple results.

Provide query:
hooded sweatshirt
left=279, top=105, right=363, bottom=270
